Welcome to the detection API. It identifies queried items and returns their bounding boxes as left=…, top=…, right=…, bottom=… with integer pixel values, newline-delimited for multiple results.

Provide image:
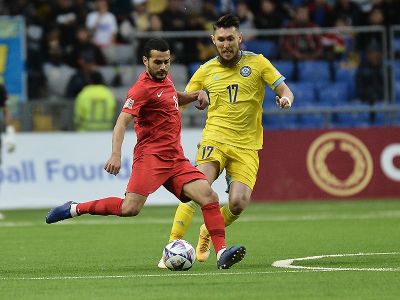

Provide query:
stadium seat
left=335, top=104, right=370, bottom=128
left=298, top=60, right=331, bottom=82
left=396, top=81, right=400, bottom=103
left=170, top=64, right=188, bottom=88
left=117, top=64, right=144, bottom=86
left=372, top=104, right=387, bottom=126
left=110, top=87, right=128, bottom=102
left=298, top=113, right=326, bottom=129
left=188, top=62, right=201, bottom=77
left=263, top=106, right=298, bottom=129
left=317, top=82, right=349, bottom=106
left=43, top=63, right=75, bottom=97
left=102, top=44, right=135, bottom=64
left=287, top=82, right=316, bottom=106
left=272, top=60, right=294, bottom=81
left=394, top=60, right=400, bottom=81
left=335, top=66, right=356, bottom=99
left=243, top=40, right=277, bottom=58
left=98, top=66, right=118, bottom=86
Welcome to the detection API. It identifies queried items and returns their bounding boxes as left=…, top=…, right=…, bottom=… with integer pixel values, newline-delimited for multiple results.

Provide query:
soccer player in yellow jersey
left=158, top=14, right=294, bottom=268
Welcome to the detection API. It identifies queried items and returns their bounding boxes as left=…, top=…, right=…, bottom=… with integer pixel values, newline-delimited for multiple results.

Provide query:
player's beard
left=217, top=48, right=242, bottom=67
left=148, top=69, right=168, bottom=81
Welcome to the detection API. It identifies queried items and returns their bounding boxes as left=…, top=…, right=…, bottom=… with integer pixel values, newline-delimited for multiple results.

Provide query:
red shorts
left=126, top=154, right=206, bottom=202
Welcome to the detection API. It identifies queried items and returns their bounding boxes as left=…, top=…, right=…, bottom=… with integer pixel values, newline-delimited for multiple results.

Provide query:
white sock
left=70, top=204, right=78, bottom=217
left=216, top=248, right=226, bottom=261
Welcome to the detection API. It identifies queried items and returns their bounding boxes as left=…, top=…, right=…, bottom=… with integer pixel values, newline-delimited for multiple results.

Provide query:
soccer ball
left=163, top=239, right=196, bottom=271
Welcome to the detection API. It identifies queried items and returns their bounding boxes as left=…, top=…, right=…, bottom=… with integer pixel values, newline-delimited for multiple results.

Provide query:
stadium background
left=0, top=0, right=399, bottom=207
left=1, top=2, right=400, bottom=299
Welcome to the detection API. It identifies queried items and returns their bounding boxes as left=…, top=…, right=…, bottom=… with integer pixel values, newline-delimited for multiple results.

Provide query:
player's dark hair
left=213, top=14, right=240, bottom=31
left=143, top=38, right=170, bottom=58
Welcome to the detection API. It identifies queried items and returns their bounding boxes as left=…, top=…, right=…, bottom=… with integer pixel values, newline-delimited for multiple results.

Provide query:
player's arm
left=274, top=82, right=294, bottom=109
left=177, top=90, right=209, bottom=110
left=104, top=111, right=133, bottom=175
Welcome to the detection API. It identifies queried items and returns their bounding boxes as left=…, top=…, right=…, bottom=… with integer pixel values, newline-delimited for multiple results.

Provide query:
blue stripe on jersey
left=272, top=76, right=286, bottom=89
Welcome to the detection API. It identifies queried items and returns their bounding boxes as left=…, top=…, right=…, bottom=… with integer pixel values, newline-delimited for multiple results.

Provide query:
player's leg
left=45, top=193, right=148, bottom=224
left=195, top=146, right=258, bottom=262
left=182, top=179, right=246, bottom=269
left=166, top=161, right=220, bottom=241
left=46, top=154, right=165, bottom=224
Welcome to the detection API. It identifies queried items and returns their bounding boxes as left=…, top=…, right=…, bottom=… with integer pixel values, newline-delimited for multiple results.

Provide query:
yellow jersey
left=186, top=51, right=284, bottom=150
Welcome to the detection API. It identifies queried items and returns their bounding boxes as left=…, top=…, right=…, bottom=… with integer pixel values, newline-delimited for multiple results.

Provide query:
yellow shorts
left=195, top=139, right=259, bottom=190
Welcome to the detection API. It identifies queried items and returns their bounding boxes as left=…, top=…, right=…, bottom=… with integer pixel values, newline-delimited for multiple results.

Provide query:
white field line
left=0, top=270, right=314, bottom=281
left=1, top=210, right=400, bottom=228
left=272, top=252, right=400, bottom=272
left=1, top=266, right=397, bottom=281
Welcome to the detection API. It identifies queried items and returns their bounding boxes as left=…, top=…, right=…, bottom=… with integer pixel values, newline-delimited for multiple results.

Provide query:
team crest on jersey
left=123, top=97, right=134, bottom=109
left=240, top=66, right=251, bottom=77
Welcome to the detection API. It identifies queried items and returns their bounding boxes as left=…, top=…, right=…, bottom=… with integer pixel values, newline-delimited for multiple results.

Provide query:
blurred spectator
left=281, top=5, right=323, bottom=61
left=147, top=0, right=168, bottom=14
left=67, top=27, right=106, bottom=68
left=215, top=0, right=237, bottom=15
left=65, top=52, right=104, bottom=98
left=254, top=0, right=284, bottom=31
left=281, top=5, right=324, bottom=81
left=321, top=16, right=348, bottom=61
left=119, top=0, right=150, bottom=43
left=363, top=7, right=385, bottom=48
left=52, top=0, right=79, bottom=52
left=355, top=42, right=384, bottom=107
left=86, top=0, right=118, bottom=48
left=307, top=0, right=333, bottom=27
left=74, top=72, right=116, bottom=131
left=236, top=1, right=255, bottom=32
left=202, top=0, right=219, bottom=31
left=135, top=14, right=164, bottom=63
left=44, top=28, right=67, bottom=65
left=25, top=3, right=49, bottom=99
left=160, top=0, right=188, bottom=62
left=331, top=0, right=364, bottom=26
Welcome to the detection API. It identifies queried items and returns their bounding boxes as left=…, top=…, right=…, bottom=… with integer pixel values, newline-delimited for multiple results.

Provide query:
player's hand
left=104, top=154, right=121, bottom=176
left=4, top=125, right=16, bottom=153
left=275, top=96, right=292, bottom=109
left=195, top=90, right=209, bottom=110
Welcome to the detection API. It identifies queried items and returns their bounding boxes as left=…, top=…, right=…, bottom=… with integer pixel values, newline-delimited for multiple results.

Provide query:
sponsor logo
left=380, top=143, right=400, bottom=181
left=306, top=132, right=373, bottom=197
left=157, top=91, right=164, bottom=97
left=240, top=66, right=251, bottom=77
left=123, top=97, right=134, bottom=109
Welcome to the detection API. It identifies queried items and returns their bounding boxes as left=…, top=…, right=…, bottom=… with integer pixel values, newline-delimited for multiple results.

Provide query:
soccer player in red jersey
left=45, top=38, right=246, bottom=269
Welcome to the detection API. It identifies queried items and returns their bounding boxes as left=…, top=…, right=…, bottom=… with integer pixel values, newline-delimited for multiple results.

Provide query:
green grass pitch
left=1, top=199, right=400, bottom=300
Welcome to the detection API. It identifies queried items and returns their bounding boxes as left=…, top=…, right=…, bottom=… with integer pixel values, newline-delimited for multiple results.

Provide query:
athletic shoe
left=45, top=201, right=75, bottom=224
left=157, top=257, right=167, bottom=269
left=217, top=246, right=246, bottom=269
left=196, top=224, right=211, bottom=262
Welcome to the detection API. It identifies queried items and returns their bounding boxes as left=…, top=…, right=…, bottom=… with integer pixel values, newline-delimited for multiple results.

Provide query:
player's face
left=211, top=27, right=242, bottom=64
left=143, top=50, right=170, bottom=81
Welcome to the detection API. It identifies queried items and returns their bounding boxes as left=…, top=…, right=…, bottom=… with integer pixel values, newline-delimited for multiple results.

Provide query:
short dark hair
left=142, top=38, right=170, bottom=58
left=213, top=14, right=240, bottom=31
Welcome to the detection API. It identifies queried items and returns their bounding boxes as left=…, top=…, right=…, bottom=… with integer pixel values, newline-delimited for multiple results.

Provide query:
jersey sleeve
left=259, top=55, right=285, bottom=90
left=185, top=66, right=204, bottom=92
left=122, top=84, right=149, bottom=117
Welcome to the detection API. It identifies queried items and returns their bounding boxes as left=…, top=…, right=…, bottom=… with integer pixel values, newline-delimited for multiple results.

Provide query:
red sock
left=76, top=197, right=123, bottom=216
left=201, top=202, right=226, bottom=254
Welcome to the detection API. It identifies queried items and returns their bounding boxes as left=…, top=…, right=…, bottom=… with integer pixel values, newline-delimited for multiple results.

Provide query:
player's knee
left=229, top=194, right=250, bottom=214
left=121, top=201, right=142, bottom=216
left=197, top=188, right=219, bottom=206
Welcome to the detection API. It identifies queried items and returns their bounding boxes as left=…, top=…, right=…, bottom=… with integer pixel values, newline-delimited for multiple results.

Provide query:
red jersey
left=122, top=72, right=184, bottom=159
